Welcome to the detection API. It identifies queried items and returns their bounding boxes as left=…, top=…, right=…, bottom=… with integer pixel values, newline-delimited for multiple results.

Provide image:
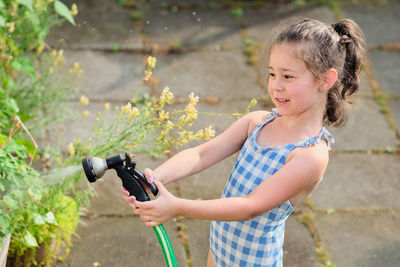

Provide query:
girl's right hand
left=120, top=168, right=158, bottom=204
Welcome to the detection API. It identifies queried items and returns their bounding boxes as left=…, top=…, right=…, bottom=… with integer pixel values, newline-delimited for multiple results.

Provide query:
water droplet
left=197, top=18, right=201, bottom=22
left=129, top=29, right=133, bottom=33
left=164, top=27, right=168, bottom=31
left=192, top=11, right=196, bottom=16
left=146, top=20, right=150, bottom=24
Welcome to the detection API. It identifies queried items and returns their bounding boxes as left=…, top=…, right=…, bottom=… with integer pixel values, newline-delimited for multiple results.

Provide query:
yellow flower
left=128, top=107, right=140, bottom=120
left=104, top=103, right=110, bottom=112
left=159, top=110, right=169, bottom=121
left=121, top=103, right=132, bottom=114
left=205, top=126, right=215, bottom=138
left=71, top=4, right=78, bottom=16
left=6, top=22, right=15, bottom=33
left=188, top=92, right=199, bottom=105
left=83, top=110, right=90, bottom=118
left=67, top=143, right=75, bottom=156
left=80, top=95, right=89, bottom=106
left=161, top=87, right=174, bottom=104
left=165, top=120, right=174, bottom=131
left=147, top=56, right=157, bottom=69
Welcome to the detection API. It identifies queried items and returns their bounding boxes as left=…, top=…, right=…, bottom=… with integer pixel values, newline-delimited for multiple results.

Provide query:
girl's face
left=267, top=43, right=326, bottom=118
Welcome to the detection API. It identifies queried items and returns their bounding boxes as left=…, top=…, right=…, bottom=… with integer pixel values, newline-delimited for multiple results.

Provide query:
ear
left=322, top=68, right=338, bottom=91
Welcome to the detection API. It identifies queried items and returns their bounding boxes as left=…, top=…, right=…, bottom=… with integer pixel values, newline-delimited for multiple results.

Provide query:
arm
left=149, top=111, right=269, bottom=185
left=134, top=143, right=329, bottom=226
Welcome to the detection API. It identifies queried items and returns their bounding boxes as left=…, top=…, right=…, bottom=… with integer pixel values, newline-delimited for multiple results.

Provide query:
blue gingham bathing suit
left=209, top=109, right=334, bottom=267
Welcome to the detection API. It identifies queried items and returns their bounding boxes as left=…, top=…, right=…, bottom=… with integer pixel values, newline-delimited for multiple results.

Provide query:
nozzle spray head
left=82, top=156, right=106, bottom=182
left=82, top=155, right=124, bottom=182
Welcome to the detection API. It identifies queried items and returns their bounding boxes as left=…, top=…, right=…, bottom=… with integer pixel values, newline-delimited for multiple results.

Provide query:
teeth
left=277, top=98, right=289, bottom=102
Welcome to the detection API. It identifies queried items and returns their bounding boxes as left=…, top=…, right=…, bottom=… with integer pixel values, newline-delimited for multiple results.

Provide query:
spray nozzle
left=81, top=153, right=158, bottom=201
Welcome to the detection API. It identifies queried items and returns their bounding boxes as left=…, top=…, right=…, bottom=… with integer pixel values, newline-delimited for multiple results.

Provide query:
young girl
left=122, top=18, right=366, bottom=266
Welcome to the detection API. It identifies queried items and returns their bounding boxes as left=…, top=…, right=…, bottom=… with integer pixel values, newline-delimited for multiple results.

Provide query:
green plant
left=0, top=0, right=79, bottom=135
left=0, top=1, right=84, bottom=265
left=0, top=128, right=83, bottom=266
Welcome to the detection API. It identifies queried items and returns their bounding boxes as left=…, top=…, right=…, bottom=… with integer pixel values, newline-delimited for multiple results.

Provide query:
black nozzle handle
left=114, top=165, right=150, bottom=202
left=131, top=168, right=158, bottom=196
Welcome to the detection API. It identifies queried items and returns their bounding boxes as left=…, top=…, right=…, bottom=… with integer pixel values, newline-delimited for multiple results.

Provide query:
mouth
left=275, top=98, right=289, bottom=103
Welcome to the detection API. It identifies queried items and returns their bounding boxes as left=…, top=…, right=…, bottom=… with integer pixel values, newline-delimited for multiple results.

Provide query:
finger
left=130, top=203, right=140, bottom=214
left=145, top=220, right=159, bottom=227
left=143, top=168, right=156, bottom=183
left=128, top=196, right=136, bottom=204
left=135, top=200, right=153, bottom=210
left=121, top=186, right=129, bottom=196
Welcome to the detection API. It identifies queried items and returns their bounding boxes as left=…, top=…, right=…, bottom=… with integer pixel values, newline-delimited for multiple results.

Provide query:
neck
left=277, top=104, right=325, bottom=138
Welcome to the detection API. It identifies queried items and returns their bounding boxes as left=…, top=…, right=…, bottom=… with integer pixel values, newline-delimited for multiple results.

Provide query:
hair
left=271, top=19, right=367, bottom=127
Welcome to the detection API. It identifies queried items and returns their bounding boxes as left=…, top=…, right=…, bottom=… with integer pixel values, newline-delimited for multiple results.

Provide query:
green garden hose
left=153, top=224, right=178, bottom=267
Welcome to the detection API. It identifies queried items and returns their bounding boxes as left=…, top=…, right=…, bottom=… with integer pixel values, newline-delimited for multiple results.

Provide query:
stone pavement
left=49, top=1, right=400, bottom=266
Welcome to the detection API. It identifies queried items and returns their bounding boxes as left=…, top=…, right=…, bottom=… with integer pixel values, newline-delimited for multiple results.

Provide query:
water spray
left=81, top=153, right=178, bottom=267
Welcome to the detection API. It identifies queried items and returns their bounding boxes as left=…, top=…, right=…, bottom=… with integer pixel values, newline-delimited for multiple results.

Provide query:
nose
left=270, top=77, right=284, bottom=92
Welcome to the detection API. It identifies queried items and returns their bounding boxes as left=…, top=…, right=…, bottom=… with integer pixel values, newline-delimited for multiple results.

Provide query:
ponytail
left=332, top=19, right=367, bottom=100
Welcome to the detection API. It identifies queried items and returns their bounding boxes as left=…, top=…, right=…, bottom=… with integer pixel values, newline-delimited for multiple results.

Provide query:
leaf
left=4, top=195, right=18, bottom=209
left=16, top=0, right=33, bottom=11
left=45, top=211, right=57, bottom=225
left=0, top=15, right=5, bottom=27
left=24, top=231, right=38, bottom=247
left=0, top=0, right=5, bottom=8
left=54, top=0, right=75, bottom=25
left=28, top=187, right=42, bottom=201
left=33, top=213, right=45, bottom=225
left=11, top=56, right=36, bottom=77
left=8, top=98, right=19, bottom=113
left=326, top=208, right=335, bottom=214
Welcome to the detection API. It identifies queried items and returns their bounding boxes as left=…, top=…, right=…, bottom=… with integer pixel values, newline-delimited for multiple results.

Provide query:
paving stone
left=315, top=212, right=400, bottom=267
left=311, top=153, right=400, bottom=210
left=152, top=50, right=263, bottom=100
left=341, top=3, right=400, bottom=47
left=141, top=8, right=242, bottom=50
left=389, top=99, right=400, bottom=133
left=63, top=50, right=148, bottom=102
left=184, top=219, right=211, bottom=267
left=328, top=97, right=397, bottom=151
left=146, top=0, right=223, bottom=5
left=56, top=216, right=188, bottom=267
left=243, top=6, right=337, bottom=45
left=47, top=0, right=142, bottom=50
left=283, top=215, right=318, bottom=267
left=370, top=50, right=400, bottom=96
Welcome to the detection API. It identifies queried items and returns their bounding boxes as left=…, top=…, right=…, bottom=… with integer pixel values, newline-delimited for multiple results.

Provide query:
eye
left=284, top=75, right=294, bottom=79
left=268, top=73, right=276, bottom=78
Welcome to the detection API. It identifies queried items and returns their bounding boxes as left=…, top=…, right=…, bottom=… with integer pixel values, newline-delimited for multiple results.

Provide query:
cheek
left=267, top=80, right=273, bottom=95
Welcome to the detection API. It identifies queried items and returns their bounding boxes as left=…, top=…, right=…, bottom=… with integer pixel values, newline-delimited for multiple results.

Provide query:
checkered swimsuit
left=210, top=109, right=334, bottom=267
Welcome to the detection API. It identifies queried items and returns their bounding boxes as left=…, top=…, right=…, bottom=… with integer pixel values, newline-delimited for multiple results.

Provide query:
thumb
left=154, top=180, right=168, bottom=195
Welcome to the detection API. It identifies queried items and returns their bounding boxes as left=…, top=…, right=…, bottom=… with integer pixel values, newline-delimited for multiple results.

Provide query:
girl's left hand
left=131, top=180, right=179, bottom=227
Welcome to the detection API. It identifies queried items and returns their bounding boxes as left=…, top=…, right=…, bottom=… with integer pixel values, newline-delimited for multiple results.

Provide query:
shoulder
left=242, top=110, right=271, bottom=136
left=288, top=142, right=330, bottom=182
